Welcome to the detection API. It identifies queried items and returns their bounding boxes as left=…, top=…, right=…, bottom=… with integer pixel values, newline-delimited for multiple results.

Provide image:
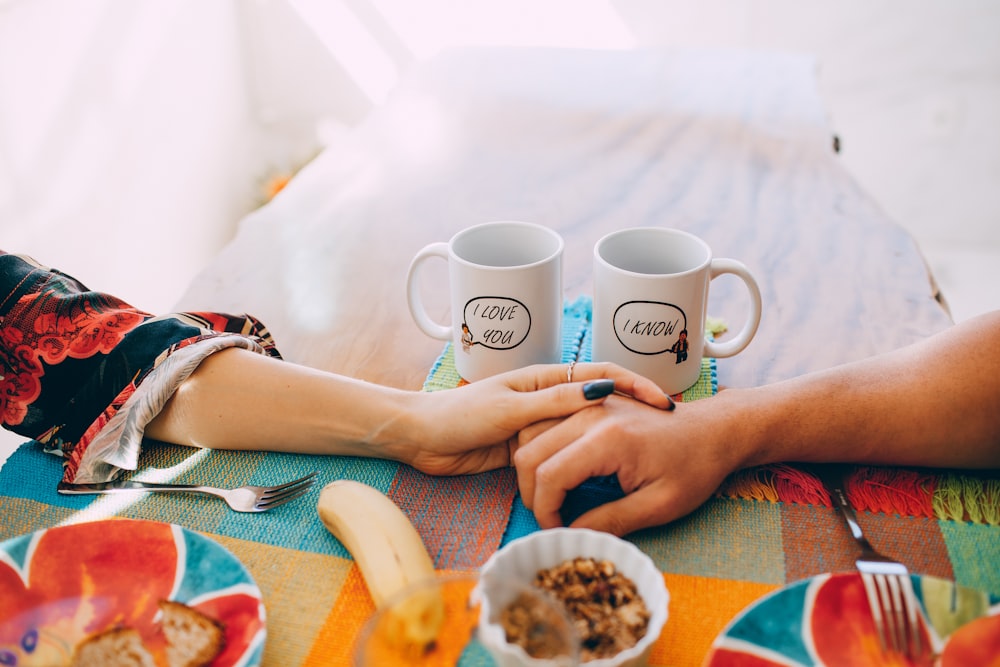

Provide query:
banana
left=317, top=480, right=444, bottom=655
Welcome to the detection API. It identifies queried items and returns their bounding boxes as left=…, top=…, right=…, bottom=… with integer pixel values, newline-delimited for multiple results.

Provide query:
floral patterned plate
left=704, top=572, right=1000, bottom=666
left=0, top=518, right=265, bottom=666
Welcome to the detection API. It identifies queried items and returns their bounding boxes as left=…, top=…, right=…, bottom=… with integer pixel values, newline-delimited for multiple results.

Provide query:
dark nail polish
left=582, top=379, right=615, bottom=400
left=664, top=393, right=677, bottom=411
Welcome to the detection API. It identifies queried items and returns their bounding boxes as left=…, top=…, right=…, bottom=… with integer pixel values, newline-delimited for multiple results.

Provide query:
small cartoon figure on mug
left=461, top=323, right=475, bottom=352
left=670, top=329, right=688, bottom=364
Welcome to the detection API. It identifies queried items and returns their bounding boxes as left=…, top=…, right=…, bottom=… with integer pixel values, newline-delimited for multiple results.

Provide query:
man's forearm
left=735, top=311, right=1000, bottom=470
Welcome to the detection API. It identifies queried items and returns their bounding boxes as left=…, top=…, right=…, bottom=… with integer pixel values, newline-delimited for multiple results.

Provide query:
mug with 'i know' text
left=591, top=227, right=762, bottom=395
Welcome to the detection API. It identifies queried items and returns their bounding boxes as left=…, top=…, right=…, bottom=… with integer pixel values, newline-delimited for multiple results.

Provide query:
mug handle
left=702, top=258, right=762, bottom=359
left=406, top=242, right=452, bottom=341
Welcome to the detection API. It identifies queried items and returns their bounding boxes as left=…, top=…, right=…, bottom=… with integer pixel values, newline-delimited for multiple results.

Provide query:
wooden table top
left=174, top=47, right=952, bottom=391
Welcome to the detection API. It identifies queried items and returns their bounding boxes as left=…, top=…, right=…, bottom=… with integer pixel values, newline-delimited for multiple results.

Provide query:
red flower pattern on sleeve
left=1, top=284, right=149, bottom=430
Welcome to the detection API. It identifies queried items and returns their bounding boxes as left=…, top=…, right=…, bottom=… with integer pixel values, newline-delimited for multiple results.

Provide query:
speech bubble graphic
left=613, top=300, right=687, bottom=355
left=463, top=296, right=531, bottom=350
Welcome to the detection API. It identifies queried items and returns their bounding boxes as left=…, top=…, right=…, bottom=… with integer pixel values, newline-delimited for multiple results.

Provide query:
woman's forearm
left=146, top=347, right=419, bottom=457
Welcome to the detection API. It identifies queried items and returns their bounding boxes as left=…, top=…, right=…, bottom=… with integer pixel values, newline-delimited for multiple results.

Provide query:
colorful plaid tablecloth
left=1, top=298, right=998, bottom=666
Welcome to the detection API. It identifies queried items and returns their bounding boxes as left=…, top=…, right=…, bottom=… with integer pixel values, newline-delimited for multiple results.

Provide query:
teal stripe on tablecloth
left=561, top=295, right=591, bottom=362
left=501, top=495, right=542, bottom=545
left=940, top=520, right=1000, bottom=597
left=0, top=441, right=401, bottom=559
left=0, top=443, right=91, bottom=511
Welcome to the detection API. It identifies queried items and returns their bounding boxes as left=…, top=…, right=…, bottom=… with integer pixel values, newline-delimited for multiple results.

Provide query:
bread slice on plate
left=70, top=627, right=157, bottom=667
left=70, top=600, right=225, bottom=667
left=158, top=600, right=226, bottom=667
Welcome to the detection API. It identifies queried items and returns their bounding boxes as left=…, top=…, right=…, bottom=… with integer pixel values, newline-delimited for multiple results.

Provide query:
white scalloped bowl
left=476, top=527, right=670, bottom=667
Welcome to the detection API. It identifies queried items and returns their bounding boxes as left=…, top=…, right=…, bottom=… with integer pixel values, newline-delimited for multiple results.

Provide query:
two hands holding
left=407, top=360, right=694, bottom=537
left=410, top=360, right=715, bottom=538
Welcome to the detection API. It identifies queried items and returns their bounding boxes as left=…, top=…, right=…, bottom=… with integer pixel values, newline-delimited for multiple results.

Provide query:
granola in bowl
left=477, top=528, right=669, bottom=667
left=505, top=557, right=652, bottom=661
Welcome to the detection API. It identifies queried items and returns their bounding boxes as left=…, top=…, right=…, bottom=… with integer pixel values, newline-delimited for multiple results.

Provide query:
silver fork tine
left=258, top=473, right=316, bottom=502
left=900, top=573, right=922, bottom=657
left=256, top=484, right=313, bottom=511
left=258, top=473, right=316, bottom=500
left=891, top=575, right=909, bottom=653
left=860, top=572, right=888, bottom=652
left=881, top=573, right=904, bottom=653
left=263, top=471, right=318, bottom=494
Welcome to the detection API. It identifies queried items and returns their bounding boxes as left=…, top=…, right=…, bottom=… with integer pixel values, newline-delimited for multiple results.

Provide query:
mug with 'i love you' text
left=406, top=221, right=564, bottom=382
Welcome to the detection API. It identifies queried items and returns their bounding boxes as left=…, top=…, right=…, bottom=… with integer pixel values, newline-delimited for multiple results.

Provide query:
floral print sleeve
left=0, top=251, right=282, bottom=484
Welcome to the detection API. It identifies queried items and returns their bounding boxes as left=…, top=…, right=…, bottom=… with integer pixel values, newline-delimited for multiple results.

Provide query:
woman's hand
left=512, top=392, right=748, bottom=536
left=392, top=362, right=673, bottom=476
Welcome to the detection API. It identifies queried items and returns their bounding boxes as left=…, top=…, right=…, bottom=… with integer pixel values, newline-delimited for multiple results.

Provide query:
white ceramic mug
left=406, top=221, right=564, bottom=382
left=592, top=227, right=762, bottom=395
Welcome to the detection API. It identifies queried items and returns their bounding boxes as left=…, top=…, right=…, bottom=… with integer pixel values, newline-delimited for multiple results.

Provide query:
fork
left=57, top=471, right=318, bottom=512
left=814, top=464, right=925, bottom=661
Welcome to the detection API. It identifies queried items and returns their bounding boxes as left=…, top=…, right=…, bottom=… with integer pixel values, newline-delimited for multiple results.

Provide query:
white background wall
left=0, top=0, right=362, bottom=312
left=3, top=0, right=998, bottom=314
left=615, top=1, right=1000, bottom=247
